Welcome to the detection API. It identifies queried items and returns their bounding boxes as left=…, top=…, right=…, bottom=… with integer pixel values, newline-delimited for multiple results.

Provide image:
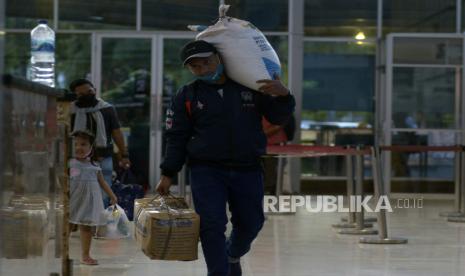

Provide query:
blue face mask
left=197, top=64, right=224, bottom=83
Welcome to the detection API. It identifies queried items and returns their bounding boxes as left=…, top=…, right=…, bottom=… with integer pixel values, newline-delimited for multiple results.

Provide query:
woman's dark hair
left=71, top=130, right=98, bottom=164
left=69, top=78, right=94, bottom=92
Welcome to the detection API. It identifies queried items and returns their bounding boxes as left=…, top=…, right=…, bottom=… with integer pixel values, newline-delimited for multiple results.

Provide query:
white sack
left=189, top=4, right=281, bottom=91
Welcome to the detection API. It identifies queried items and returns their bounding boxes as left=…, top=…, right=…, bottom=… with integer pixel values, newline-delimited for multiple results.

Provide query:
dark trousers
left=262, top=157, right=278, bottom=195
left=189, top=165, right=265, bottom=276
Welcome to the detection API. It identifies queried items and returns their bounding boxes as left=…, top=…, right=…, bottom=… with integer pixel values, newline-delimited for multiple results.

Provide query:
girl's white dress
left=69, top=158, right=106, bottom=226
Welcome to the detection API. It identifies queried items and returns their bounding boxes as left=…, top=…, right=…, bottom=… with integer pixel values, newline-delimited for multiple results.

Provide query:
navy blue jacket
left=160, top=78, right=295, bottom=177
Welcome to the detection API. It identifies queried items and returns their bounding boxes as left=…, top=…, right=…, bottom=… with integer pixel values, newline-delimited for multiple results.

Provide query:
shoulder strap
left=184, top=81, right=198, bottom=118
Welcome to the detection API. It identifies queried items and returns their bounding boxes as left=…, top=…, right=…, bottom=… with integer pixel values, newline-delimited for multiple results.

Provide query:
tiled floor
left=67, top=198, right=465, bottom=276
left=2, top=198, right=465, bottom=275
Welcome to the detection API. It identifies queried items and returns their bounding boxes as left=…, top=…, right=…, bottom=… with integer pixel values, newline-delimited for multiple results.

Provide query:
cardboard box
left=134, top=197, right=199, bottom=261
left=0, top=196, right=49, bottom=259
left=0, top=207, right=28, bottom=259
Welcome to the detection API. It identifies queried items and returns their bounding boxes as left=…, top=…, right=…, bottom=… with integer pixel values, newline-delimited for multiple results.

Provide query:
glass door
left=158, top=36, right=194, bottom=193
left=92, top=33, right=160, bottom=190
left=382, top=34, right=464, bottom=192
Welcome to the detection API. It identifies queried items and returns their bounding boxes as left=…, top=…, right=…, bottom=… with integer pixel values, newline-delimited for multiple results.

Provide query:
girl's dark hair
left=71, top=130, right=95, bottom=144
left=71, top=130, right=98, bottom=165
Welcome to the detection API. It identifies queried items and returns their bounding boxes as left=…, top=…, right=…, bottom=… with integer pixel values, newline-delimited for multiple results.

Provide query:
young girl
left=69, top=130, right=118, bottom=265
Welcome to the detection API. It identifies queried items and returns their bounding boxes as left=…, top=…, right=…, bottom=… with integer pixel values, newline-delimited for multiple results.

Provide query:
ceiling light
left=355, top=32, right=366, bottom=40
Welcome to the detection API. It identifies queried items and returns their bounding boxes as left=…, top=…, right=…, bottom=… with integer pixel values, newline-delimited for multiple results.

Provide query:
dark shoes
left=229, top=261, right=242, bottom=276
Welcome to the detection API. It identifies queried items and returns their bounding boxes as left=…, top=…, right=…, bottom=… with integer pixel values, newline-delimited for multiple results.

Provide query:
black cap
left=180, top=40, right=217, bottom=66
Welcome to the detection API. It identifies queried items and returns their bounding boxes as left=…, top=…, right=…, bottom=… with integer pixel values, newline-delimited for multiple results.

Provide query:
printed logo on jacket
left=241, top=91, right=255, bottom=108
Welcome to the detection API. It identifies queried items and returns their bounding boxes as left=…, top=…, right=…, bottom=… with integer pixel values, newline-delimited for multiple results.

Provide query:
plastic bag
left=189, top=4, right=281, bottom=91
left=95, top=204, right=130, bottom=239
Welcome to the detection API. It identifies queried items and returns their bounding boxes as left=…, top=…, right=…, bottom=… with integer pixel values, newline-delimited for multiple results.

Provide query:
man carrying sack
left=156, top=40, right=295, bottom=276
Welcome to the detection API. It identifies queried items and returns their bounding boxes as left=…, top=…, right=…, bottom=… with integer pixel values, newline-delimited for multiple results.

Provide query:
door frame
left=382, top=33, right=465, bottom=193
left=91, top=31, right=195, bottom=190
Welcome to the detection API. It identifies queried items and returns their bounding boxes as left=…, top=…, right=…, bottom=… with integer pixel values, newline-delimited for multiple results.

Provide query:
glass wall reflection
left=6, top=0, right=53, bottom=29
left=100, top=38, right=152, bottom=189
left=2, top=0, right=465, bottom=191
left=391, top=131, right=457, bottom=180
left=392, top=67, right=456, bottom=130
left=226, top=0, right=288, bottom=31
left=383, top=0, right=456, bottom=34
left=393, top=37, right=462, bottom=65
left=301, top=40, right=375, bottom=177
left=304, top=0, right=377, bottom=37
left=4, top=33, right=92, bottom=90
left=0, top=79, right=64, bottom=275
left=142, top=0, right=218, bottom=30
left=59, top=0, right=136, bottom=30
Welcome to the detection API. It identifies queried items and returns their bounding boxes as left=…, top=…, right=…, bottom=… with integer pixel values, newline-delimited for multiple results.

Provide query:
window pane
left=393, top=37, right=462, bottom=65
left=391, top=130, right=457, bottom=179
left=267, top=36, right=288, bottom=84
left=161, top=38, right=192, bottom=176
left=303, top=41, right=376, bottom=115
left=98, top=38, right=152, bottom=187
left=305, top=0, right=377, bottom=37
left=142, top=0, right=218, bottom=30
left=4, top=33, right=29, bottom=78
left=225, top=0, right=288, bottom=31
left=6, top=0, right=53, bottom=29
left=56, top=34, right=91, bottom=89
left=463, top=0, right=465, bottom=32
left=383, top=0, right=456, bottom=34
left=163, top=39, right=196, bottom=96
left=100, top=38, right=151, bottom=96
left=3, top=33, right=91, bottom=89
left=301, top=41, right=375, bottom=177
left=59, top=0, right=136, bottom=30
left=392, top=67, right=456, bottom=129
